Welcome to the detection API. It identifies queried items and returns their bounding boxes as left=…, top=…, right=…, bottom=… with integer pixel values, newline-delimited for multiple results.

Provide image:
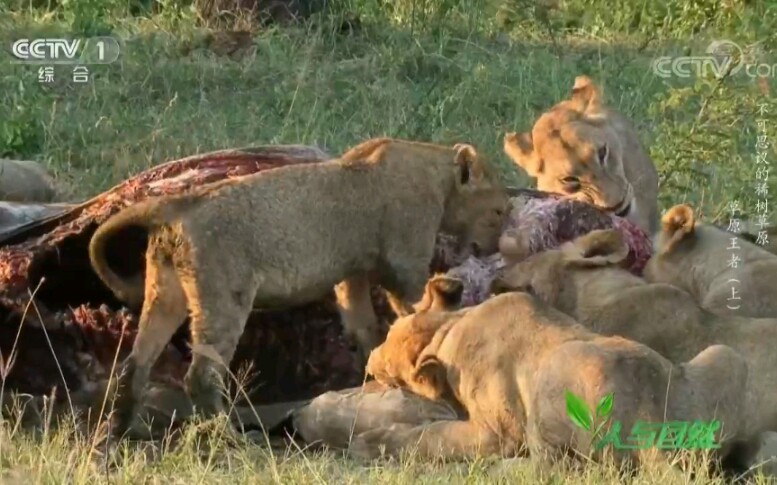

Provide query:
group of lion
left=43, top=73, right=774, bottom=476
left=332, top=76, right=777, bottom=477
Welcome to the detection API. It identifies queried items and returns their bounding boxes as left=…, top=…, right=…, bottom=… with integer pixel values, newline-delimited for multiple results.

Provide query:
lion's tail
left=88, top=197, right=183, bottom=309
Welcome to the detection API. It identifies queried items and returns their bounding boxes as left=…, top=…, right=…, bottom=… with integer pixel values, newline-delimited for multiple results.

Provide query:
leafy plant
left=565, top=390, right=593, bottom=431
left=565, top=390, right=615, bottom=447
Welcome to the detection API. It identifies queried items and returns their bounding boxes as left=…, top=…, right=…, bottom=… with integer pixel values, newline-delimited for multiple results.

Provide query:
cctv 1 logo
left=10, top=37, right=120, bottom=64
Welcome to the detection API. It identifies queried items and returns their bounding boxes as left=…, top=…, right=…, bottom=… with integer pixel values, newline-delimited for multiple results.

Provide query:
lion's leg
left=181, top=273, right=255, bottom=418
left=113, top=252, right=188, bottom=437
left=700, top=285, right=745, bottom=316
left=742, top=431, right=777, bottom=478
left=380, top=231, right=437, bottom=318
left=386, top=292, right=416, bottom=318
left=350, top=419, right=506, bottom=461
left=334, top=275, right=383, bottom=367
left=382, top=266, right=428, bottom=318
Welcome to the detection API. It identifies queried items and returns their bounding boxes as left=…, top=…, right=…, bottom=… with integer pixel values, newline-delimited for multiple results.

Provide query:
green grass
left=1, top=0, right=777, bottom=482
left=1, top=2, right=776, bottom=219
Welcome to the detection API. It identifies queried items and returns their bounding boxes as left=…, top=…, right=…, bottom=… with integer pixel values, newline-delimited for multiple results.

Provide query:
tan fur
left=748, top=431, right=777, bottom=477
left=0, top=158, right=57, bottom=203
left=643, top=204, right=777, bottom=318
left=492, top=230, right=777, bottom=447
left=365, top=275, right=468, bottom=395
left=739, top=224, right=777, bottom=256
left=503, top=75, right=659, bottom=234
left=291, top=382, right=462, bottom=450
left=88, top=137, right=509, bottom=436
left=354, top=276, right=749, bottom=468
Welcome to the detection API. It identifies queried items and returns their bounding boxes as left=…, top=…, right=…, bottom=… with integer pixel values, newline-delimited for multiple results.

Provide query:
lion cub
left=353, top=275, right=748, bottom=470
left=88, top=137, right=509, bottom=436
left=493, top=229, right=777, bottom=444
left=503, top=75, right=659, bottom=235
left=644, top=204, right=777, bottom=318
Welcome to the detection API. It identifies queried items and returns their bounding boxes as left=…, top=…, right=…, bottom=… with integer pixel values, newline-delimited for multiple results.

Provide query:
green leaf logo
left=595, top=392, right=614, bottom=420
left=565, top=390, right=593, bottom=431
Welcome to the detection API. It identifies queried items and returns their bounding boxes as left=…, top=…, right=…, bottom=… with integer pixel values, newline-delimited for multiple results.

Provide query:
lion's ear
left=427, top=275, right=464, bottom=311
left=504, top=131, right=543, bottom=176
left=453, top=143, right=483, bottom=185
left=659, top=204, right=696, bottom=253
left=562, top=229, right=629, bottom=266
left=365, top=346, right=386, bottom=380
left=570, top=75, right=605, bottom=118
left=415, top=274, right=463, bottom=312
left=411, top=353, right=448, bottom=401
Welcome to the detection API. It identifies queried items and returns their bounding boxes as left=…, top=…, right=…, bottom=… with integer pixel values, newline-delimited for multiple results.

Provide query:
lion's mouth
left=603, top=185, right=633, bottom=218
left=602, top=197, right=631, bottom=216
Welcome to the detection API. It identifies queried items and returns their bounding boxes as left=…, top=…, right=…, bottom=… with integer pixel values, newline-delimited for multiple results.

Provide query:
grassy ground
left=0, top=408, right=762, bottom=484
left=1, top=0, right=777, bottom=482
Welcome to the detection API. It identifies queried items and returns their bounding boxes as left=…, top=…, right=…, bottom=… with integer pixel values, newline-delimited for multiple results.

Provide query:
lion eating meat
left=351, top=275, right=748, bottom=471
left=644, top=204, right=777, bottom=318
left=87, top=137, right=509, bottom=437
left=503, top=75, right=659, bottom=235
left=492, top=229, right=777, bottom=473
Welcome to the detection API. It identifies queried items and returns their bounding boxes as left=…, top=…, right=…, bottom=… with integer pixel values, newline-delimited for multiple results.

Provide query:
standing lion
left=87, top=137, right=509, bottom=437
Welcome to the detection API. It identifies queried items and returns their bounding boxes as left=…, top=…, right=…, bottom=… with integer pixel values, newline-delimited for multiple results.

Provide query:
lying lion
left=503, top=75, right=659, bottom=235
left=87, top=137, right=509, bottom=437
left=351, top=275, right=749, bottom=470
left=644, top=204, right=777, bottom=318
left=492, top=230, right=777, bottom=455
left=739, top=224, right=777, bottom=257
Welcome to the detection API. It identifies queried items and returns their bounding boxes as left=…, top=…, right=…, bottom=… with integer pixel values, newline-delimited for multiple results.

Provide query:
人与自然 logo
left=565, top=390, right=721, bottom=451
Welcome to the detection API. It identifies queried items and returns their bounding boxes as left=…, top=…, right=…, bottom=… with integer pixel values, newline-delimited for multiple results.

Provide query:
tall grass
left=1, top=0, right=777, bottom=482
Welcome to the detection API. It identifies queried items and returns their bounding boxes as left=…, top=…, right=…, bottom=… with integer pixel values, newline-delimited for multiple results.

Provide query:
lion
left=0, top=158, right=58, bottom=202
left=739, top=224, right=777, bottom=257
left=351, top=275, right=749, bottom=471
left=491, top=230, right=777, bottom=458
left=87, top=137, right=509, bottom=437
left=503, top=75, right=659, bottom=235
left=643, top=204, right=777, bottom=318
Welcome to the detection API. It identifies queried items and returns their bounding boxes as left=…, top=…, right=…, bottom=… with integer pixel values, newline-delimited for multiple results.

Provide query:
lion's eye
left=597, top=144, right=609, bottom=166
left=560, top=176, right=581, bottom=193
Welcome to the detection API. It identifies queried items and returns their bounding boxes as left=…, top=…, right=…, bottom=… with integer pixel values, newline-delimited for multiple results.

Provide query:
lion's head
left=441, top=143, right=510, bottom=258
left=504, top=76, right=635, bottom=221
left=346, top=139, right=510, bottom=259
left=491, top=229, right=630, bottom=310
left=365, top=274, right=463, bottom=401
